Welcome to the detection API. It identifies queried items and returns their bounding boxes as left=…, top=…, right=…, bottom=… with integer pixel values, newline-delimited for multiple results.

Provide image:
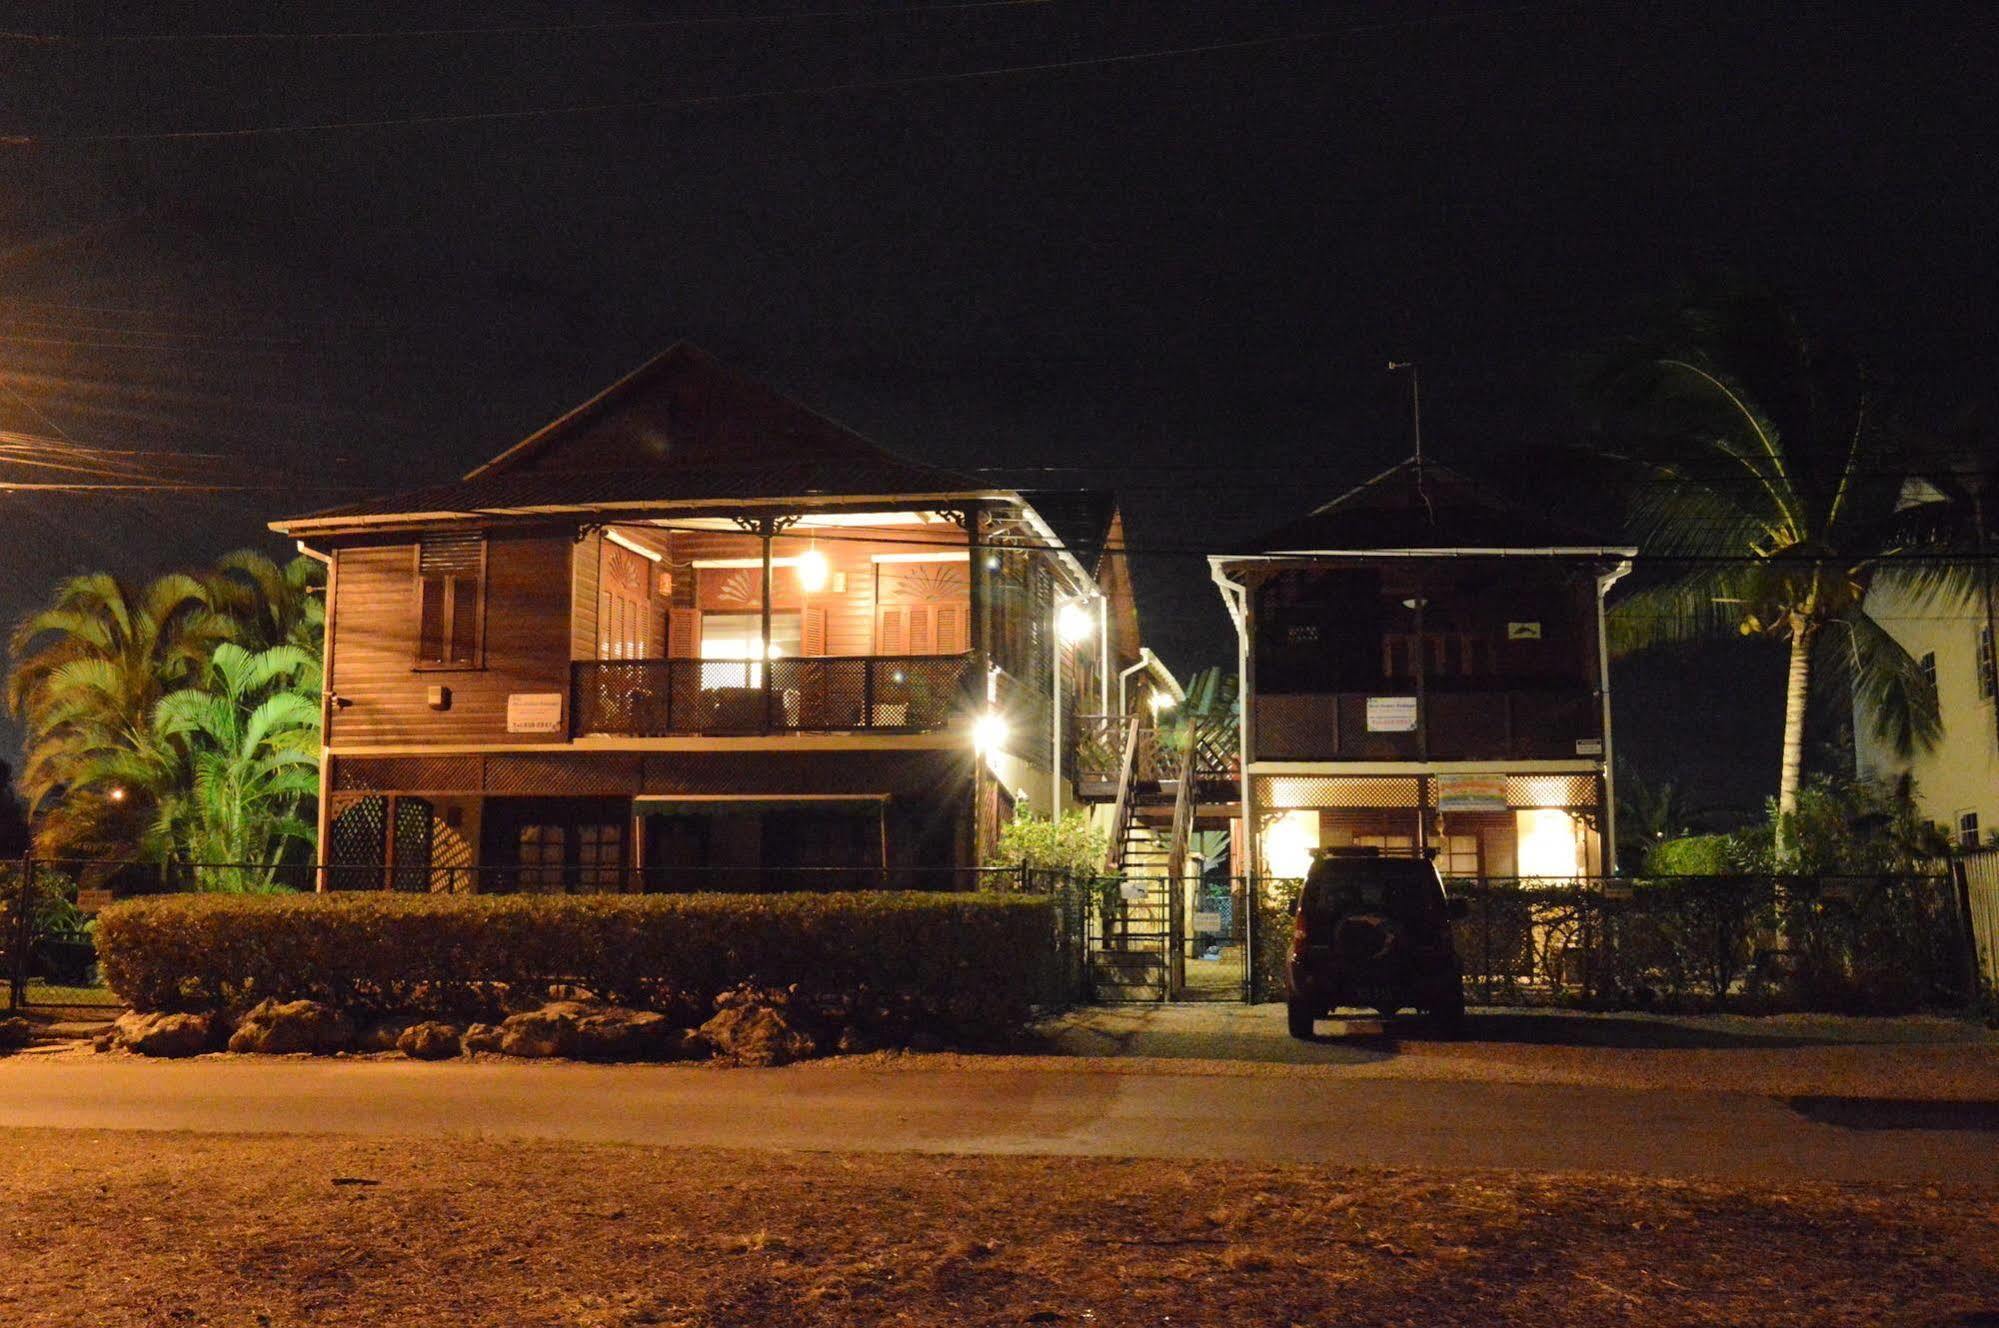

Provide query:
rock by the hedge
left=397, top=1020, right=461, bottom=1061
left=354, top=1017, right=416, bottom=1053
left=113, top=1011, right=214, bottom=1058
left=227, top=999, right=353, bottom=1055
left=461, top=1022, right=503, bottom=1055
left=496, top=1002, right=589, bottom=1058
left=699, top=1002, right=816, bottom=1067
left=0, top=1017, right=34, bottom=1050
left=573, top=1007, right=675, bottom=1062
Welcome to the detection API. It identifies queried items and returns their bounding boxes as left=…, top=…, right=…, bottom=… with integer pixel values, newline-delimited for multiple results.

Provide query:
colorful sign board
left=1436, top=773, right=1509, bottom=812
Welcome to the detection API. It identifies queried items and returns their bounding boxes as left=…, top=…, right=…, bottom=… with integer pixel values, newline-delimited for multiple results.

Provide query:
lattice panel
left=332, top=755, right=482, bottom=794
left=1254, top=775, right=1423, bottom=809
left=1505, top=774, right=1600, bottom=809
left=484, top=753, right=641, bottom=796
left=325, top=796, right=387, bottom=890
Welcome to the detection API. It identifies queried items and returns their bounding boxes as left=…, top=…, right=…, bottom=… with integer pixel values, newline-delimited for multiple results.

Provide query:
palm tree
left=1587, top=285, right=1978, bottom=856
left=141, top=642, right=321, bottom=890
left=209, top=549, right=325, bottom=653
left=6, top=571, right=237, bottom=856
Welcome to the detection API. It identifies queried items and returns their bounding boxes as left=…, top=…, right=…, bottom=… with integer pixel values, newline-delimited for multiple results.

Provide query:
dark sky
left=3, top=1, right=1995, bottom=812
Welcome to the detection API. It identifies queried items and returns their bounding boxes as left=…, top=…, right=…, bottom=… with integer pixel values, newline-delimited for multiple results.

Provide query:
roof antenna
left=1388, top=361, right=1433, bottom=522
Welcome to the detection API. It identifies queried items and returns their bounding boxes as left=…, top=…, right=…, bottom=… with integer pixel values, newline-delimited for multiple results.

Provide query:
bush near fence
left=1250, top=874, right=1971, bottom=1014
left=96, top=891, right=1060, bottom=1040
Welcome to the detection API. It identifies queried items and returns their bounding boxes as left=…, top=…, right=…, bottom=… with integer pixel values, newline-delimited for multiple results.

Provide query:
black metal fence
left=1248, top=873, right=1976, bottom=1012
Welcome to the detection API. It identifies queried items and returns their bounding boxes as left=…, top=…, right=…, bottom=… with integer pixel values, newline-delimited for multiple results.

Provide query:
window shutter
left=907, top=605, right=933, bottom=655
left=935, top=602, right=968, bottom=655
left=802, top=605, right=828, bottom=657
left=877, top=606, right=907, bottom=655
left=418, top=578, right=447, bottom=662
left=668, top=607, right=701, bottom=658
left=416, top=533, right=484, bottom=666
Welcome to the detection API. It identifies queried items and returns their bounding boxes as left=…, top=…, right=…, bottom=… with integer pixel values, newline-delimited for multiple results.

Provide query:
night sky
left=4, top=1, right=1995, bottom=813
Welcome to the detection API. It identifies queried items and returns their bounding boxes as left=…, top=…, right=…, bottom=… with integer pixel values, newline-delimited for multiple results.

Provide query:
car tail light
left=1291, top=905, right=1310, bottom=953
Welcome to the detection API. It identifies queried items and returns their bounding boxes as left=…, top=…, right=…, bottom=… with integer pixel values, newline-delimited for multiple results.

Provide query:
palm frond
left=1826, top=609, right=1943, bottom=759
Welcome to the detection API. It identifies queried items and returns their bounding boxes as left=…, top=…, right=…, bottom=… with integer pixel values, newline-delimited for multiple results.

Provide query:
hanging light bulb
left=797, top=546, right=830, bottom=592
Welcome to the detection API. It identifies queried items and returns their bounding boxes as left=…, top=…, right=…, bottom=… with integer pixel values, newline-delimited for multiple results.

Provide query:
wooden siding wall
left=328, top=528, right=574, bottom=747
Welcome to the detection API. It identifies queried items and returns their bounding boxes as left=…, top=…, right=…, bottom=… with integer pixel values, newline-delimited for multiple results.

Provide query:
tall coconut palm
left=1587, top=285, right=1978, bottom=856
left=140, top=642, right=321, bottom=890
left=6, top=571, right=237, bottom=856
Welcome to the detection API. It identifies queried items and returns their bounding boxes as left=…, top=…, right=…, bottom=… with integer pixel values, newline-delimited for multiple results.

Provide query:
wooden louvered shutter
left=934, top=602, right=969, bottom=655
left=668, top=608, right=702, bottom=658
left=802, top=606, right=828, bottom=657
left=907, top=605, right=934, bottom=655
left=877, top=607, right=907, bottom=655
left=416, top=532, right=484, bottom=666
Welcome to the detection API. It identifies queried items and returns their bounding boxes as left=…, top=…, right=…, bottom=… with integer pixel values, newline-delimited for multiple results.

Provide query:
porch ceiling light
left=1147, top=690, right=1175, bottom=713
left=972, top=710, right=1009, bottom=756
left=1057, top=600, right=1094, bottom=645
left=796, top=547, right=830, bottom=592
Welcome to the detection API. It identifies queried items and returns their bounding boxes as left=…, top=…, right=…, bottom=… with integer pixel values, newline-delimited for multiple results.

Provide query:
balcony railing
left=572, top=653, right=976, bottom=737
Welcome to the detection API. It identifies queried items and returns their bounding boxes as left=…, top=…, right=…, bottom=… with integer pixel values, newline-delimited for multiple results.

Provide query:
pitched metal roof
left=274, top=343, right=994, bottom=532
left=1227, top=457, right=1621, bottom=556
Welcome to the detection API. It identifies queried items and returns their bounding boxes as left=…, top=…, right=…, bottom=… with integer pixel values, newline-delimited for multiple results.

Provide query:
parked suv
left=1286, top=849, right=1468, bottom=1038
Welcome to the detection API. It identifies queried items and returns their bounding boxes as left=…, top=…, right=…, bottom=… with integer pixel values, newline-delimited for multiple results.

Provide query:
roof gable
left=1234, top=457, right=1610, bottom=555
left=277, top=343, right=989, bottom=529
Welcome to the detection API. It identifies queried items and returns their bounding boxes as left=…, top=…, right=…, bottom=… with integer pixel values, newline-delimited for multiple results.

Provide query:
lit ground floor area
left=1, top=1126, right=1992, bottom=1327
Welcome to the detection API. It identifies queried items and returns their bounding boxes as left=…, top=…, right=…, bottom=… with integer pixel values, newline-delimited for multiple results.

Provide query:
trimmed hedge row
left=96, top=891, right=1058, bottom=1039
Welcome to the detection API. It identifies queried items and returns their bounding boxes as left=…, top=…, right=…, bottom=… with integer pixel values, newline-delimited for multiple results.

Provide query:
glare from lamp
left=1147, top=690, right=1175, bottom=713
left=972, top=710, right=1010, bottom=755
left=108, top=785, right=128, bottom=804
left=796, top=548, right=830, bottom=592
left=1263, top=810, right=1318, bottom=880
left=1056, top=601, right=1094, bottom=644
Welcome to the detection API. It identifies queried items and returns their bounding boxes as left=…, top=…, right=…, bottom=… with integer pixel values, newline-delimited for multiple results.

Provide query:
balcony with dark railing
left=572, top=653, right=977, bottom=737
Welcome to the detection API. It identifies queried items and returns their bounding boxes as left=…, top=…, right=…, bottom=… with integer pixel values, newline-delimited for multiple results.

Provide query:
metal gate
left=1085, top=874, right=1249, bottom=1003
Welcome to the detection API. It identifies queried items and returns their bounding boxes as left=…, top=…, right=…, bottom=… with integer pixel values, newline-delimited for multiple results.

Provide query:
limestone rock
left=397, top=1021, right=461, bottom=1061
left=461, top=1022, right=503, bottom=1055
left=573, top=1007, right=674, bottom=1062
left=227, top=999, right=353, bottom=1055
left=113, top=1011, right=215, bottom=1058
left=699, top=1002, right=816, bottom=1067
left=496, top=1003, right=585, bottom=1058
left=0, top=1016, right=34, bottom=1050
left=354, top=1018, right=416, bottom=1053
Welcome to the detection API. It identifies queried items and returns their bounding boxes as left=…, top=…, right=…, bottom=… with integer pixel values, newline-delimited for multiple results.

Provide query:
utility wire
left=7, top=0, right=1057, bottom=43
left=9, top=5, right=1578, bottom=145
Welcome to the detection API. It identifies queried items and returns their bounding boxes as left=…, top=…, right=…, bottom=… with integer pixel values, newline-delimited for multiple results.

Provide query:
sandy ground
left=1, top=1129, right=1995, bottom=1328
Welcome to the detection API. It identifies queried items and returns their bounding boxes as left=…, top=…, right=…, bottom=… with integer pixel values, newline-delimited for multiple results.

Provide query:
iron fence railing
left=572, top=653, right=976, bottom=737
left=1247, top=872, right=1974, bottom=1012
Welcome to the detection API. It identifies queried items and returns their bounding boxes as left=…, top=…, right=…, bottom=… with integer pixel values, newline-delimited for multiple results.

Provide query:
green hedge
left=97, top=891, right=1058, bottom=1039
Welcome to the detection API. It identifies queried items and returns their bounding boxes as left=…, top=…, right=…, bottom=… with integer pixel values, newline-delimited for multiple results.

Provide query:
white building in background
left=1855, top=576, right=1999, bottom=850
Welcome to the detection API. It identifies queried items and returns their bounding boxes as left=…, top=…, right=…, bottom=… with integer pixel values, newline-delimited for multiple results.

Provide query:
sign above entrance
left=1437, top=773, right=1508, bottom=813
left=1365, top=696, right=1418, bottom=733
left=1507, top=621, right=1543, bottom=640
left=506, top=693, right=566, bottom=734
left=1575, top=737, right=1604, bottom=756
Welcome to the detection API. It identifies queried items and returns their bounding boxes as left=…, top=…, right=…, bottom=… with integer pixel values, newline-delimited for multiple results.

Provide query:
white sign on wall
left=1575, top=737, right=1604, bottom=756
left=1365, top=696, right=1418, bottom=733
left=1507, top=621, right=1543, bottom=640
left=507, top=692, right=566, bottom=734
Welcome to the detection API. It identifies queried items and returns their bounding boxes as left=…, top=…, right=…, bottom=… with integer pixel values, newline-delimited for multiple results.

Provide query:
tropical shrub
left=96, top=891, right=1059, bottom=1039
left=987, top=809, right=1108, bottom=878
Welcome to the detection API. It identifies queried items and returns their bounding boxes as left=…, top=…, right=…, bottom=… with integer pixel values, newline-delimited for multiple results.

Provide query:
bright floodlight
left=796, top=548, right=830, bottom=592
left=1056, top=600, right=1094, bottom=644
left=972, top=710, right=1010, bottom=755
left=1148, top=689, right=1176, bottom=713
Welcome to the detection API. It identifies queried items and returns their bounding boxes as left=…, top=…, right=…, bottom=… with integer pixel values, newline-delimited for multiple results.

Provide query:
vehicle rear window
left=1302, top=862, right=1440, bottom=921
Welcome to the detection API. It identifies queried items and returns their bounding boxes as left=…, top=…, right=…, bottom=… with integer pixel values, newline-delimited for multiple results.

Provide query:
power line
left=8, top=0, right=1056, bottom=43
left=10, top=5, right=1577, bottom=145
